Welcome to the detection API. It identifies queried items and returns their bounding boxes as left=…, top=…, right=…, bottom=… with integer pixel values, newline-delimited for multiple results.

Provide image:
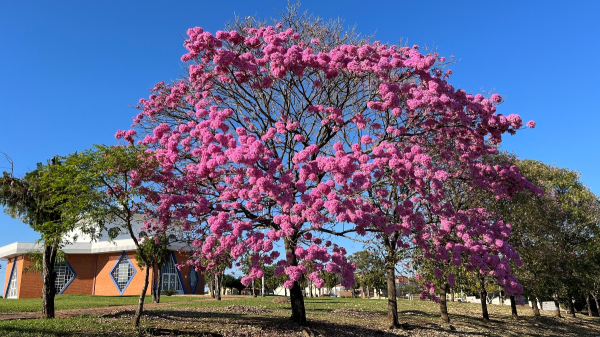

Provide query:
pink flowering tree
left=313, top=88, right=536, bottom=327
left=118, top=8, right=535, bottom=327
left=407, top=151, right=540, bottom=323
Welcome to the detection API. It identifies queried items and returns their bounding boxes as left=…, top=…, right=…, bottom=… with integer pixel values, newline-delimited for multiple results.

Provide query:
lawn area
left=1, top=296, right=599, bottom=336
left=0, top=294, right=203, bottom=313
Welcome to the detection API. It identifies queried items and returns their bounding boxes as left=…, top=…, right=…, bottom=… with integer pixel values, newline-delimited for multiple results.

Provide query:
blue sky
left=1, top=1, right=599, bottom=289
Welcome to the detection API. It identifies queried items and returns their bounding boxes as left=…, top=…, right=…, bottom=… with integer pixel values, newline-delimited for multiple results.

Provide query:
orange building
left=1, top=218, right=204, bottom=299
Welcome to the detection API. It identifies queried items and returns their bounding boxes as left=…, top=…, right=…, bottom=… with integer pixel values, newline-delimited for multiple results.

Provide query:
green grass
left=0, top=294, right=202, bottom=313
left=0, top=316, right=122, bottom=337
left=160, top=295, right=393, bottom=313
left=1, top=296, right=599, bottom=336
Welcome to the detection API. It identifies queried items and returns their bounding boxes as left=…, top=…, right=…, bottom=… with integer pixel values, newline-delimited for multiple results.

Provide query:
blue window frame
left=159, top=252, right=186, bottom=294
left=110, top=252, right=136, bottom=295
left=189, top=268, right=199, bottom=294
left=42, top=262, right=77, bottom=295
left=5, top=259, right=18, bottom=299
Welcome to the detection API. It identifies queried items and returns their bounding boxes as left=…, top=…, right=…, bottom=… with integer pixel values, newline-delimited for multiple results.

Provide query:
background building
left=1, top=215, right=204, bottom=299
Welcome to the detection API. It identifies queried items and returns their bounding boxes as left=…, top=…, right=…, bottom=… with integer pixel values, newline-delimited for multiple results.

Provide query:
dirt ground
left=2, top=297, right=599, bottom=337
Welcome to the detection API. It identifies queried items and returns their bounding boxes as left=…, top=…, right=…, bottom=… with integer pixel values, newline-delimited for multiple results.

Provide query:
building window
left=161, top=253, right=184, bottom=294
left=44, top=263, right=77, bottom=295
left=110, top=252, right=136, bottom=295
left=5, top=260, right=18, bottom=299
left=189, top=268, right=199, bottom=293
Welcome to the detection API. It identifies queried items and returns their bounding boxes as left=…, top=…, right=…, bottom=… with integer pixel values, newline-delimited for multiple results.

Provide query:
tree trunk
left=151, top=264, right=157, bottom=303
left=209, top=274, right=215, bottom=298
left=587, top=293, right=593, bottom=317
left=42, top=243, right=58, bottom=319
left=253, top=279, right=257, bottom=297
left=479, top=276, right=489, bottom=321
left=567, top=294, right=576, bottom=318
left=367, top=285, right=370, bottom=299
left=309, top=280, right=313, bottom=298
left=216, top=274, right=222, bottom=301
left=532, top=298, right=541, bottom=316
left=553, top=299, right=562, bottom=318
left=450, top=288, right=454, bottom=302
left=284, top=236, right=306, bottom=325
left=385, top=243, right=401, bottom=329
left=289, top=279, right=307, bottom=325
left=284, top=287, right=287, bottom=297
left=510, top=295, right=518, bottom=319
left=592, top=293, right=600, bottom=317
left=440, top=283, right=450, bottom=323
left=155, top=267, right=163, bottom=303
left=134, top=261, right=150, bottom=327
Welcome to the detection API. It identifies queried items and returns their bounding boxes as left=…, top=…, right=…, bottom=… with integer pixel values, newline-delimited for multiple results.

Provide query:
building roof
left=0, top=239, right=188, bottom=261
left=0, top=214, right=190, bottom=260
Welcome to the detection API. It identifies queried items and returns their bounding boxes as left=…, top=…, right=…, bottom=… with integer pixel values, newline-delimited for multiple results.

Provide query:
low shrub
left=161, top=289, right=177, bottom=296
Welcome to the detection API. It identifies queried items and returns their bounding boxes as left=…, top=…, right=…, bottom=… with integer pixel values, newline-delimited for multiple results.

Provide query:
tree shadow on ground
left=2, top=307, right=598, bottom=337
left=439, top=312, right=600, bottom=337
left=136, top=308, right=448, bottom=336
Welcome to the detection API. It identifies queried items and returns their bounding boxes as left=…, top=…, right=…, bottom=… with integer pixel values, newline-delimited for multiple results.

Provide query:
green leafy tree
left=1, top=157, right=103, bottom=318
left=222, top=274, right=245, bottom=294
left=263, top=265, right=287, bottom=296
left=321, top=271, right=338, bottom=296
left=348, top=250, right=386, bottom=299
left=481, top=158, right=600, bottom=318
left=22, top=250, right=68, bottom=274
left=136, top=233, right=171, bottom=303
left=54, top=145, right=159, bottom=327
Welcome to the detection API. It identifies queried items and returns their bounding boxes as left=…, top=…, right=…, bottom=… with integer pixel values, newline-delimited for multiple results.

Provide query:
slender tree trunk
left=450, top=288, right=454, bottom=302
left=587, top=293, right=593, bottom=317
left=510, top=295, right=518, bottom=319
left=532, top=298, right=541, bottom=316
left=592, top=293, right=600, bottom=317
left=479, top=276, right=489, bottom=322
left=440, top=283, right=450, bottom=323
left=367, top=285, right=370, bottom=299
left=567, top=294, right=576, bottom=318
left=284, top=287, right=287, bottom=297
left=134, top=261, right=150, bottom=327
left=309, top=280, right=313, bottom=298
left=253, top=279, right=257, bottom=297
left=155, top=267, right=163, bottom=303
left=209, top=274, right=215, bottom=298
left=216, top=274, right=222, bottom=301
left=285, top=236, right=306, bottom=325
left=42, top=243, right=58, bottom=319
left=385, top=241, right=401, bottom=329
left=151, top=264, right=157, bottom=303
left=553, top=298, right=562, bottom=318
